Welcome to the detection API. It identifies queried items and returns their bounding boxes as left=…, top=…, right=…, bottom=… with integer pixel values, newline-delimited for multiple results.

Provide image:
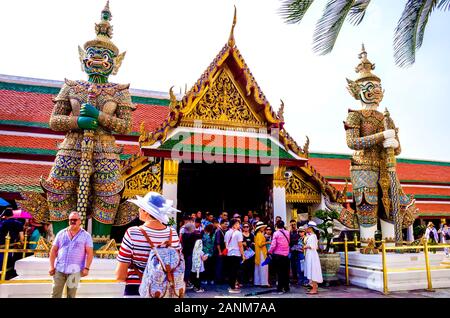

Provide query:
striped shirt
left=117, top=225, right=181, bottom=286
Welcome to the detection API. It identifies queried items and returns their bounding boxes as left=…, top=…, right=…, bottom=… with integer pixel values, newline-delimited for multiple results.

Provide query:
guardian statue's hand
left=77, top=116, right=98, bottom=130
left=382, top=129, right=395, bottom=139
left=383, top=137, right=399, bottom=149
left=80, top=103, right=99, bottom=119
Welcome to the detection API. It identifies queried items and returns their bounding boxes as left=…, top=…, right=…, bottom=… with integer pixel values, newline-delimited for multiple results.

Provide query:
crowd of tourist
left=176, top=209, right=324, bottom=294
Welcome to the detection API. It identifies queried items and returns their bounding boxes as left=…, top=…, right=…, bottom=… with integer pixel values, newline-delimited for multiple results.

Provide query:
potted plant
left=314, top=209, right=341, bottom=286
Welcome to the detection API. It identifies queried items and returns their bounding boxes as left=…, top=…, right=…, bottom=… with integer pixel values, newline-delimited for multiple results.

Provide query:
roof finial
left=228, top=5, right=237, bottom=47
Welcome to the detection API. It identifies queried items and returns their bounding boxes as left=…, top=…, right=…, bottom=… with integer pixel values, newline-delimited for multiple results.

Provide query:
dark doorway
left=177, top=163, right=272, bottom=218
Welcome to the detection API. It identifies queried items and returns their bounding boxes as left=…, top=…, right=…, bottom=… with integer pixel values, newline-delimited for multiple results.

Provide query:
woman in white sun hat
left=304, top=221, right=323, bottom=294
left=115, top=191, right=182, bottom=297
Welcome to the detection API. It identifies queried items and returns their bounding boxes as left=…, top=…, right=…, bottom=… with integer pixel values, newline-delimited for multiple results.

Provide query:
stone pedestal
left=0, top=256, right=125, bottom=298
left=338, top=251, right=450, bottom=292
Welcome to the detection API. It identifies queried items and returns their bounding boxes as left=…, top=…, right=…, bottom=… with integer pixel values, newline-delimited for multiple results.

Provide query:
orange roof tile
left=415, top=203, right=450, bottom=215
left=309, top=157, right=450, bottom=184
left=0, top=162, right=50, bottom=189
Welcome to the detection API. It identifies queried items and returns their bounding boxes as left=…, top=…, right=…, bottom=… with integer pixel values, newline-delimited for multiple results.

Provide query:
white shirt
left=224, top=229, right=243, bottom=257
left=425, top=227, right=439, bottom=242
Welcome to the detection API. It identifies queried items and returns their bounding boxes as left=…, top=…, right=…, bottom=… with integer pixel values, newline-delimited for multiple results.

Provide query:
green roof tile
left=0, top=81, right=170, bottom=106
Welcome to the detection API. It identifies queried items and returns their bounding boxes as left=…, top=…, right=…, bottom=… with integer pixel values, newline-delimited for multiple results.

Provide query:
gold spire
left=84, top=0, right=119, bottom=56
left=228, top=6, right=237, bottom=47
left=354, top=43, right=380, bottom=83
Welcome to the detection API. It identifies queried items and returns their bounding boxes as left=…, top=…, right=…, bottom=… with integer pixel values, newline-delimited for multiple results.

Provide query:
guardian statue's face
left=83, top=46, right=115, bottom=77
left=358, top=80, right=384, bottom=106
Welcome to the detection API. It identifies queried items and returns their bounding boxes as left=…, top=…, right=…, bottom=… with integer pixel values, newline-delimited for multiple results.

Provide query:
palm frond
left=437, top=0, right=450, bottom=10
left=312, top=0, right=356, bottom=55
left=394, top=0, right=430, bottom=68
left=279, top=0, right=315, bottom=24
left=417, top=0, right=438, bottom=49
left=348, top=0, right=372, bottom=26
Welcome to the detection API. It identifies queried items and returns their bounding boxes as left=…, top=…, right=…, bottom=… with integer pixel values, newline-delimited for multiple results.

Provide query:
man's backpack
left=138, top=226, right=185, bottom=298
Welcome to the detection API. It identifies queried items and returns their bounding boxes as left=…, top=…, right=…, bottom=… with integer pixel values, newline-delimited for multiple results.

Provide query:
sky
left=0, top=0, right=449, bottom=161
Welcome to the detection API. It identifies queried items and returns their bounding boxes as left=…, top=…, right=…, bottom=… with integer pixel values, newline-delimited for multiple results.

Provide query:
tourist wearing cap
left=304, top=221, right=323, bottom=294
left=115, top=191, right=181, bottom=297
left=268, top=220, right=291, bottom=294
left=254, top=221, right=270, bottom=287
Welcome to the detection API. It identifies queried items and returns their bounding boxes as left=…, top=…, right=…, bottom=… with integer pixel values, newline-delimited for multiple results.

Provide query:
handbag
left=279, top=230, right=291, bottom=259
left=221, top=230, right=235, bottom=256
left=261, top=254, right=272, bottom=266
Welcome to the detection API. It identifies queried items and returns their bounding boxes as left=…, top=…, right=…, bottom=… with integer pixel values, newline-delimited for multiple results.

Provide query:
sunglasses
left=69, top=219, right=80, bottom=223
left=243, top=226, right=249, bottom=228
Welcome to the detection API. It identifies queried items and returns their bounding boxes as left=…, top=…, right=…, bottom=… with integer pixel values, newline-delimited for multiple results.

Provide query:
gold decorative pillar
left=291, top=208, right=298, bottom=222
left=163, top=159, right=179, bottom=224
left=273, top=166, right=288, bottom=223
left=163, top=159, right=179, bottom=185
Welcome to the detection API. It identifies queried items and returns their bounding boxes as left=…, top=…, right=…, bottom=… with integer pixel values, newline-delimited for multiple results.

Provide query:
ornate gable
left=286, top=170, right=321, bottom=203
left=181, top=66, right=265, bottom=129
left=121, top=155, right=162, bottom=199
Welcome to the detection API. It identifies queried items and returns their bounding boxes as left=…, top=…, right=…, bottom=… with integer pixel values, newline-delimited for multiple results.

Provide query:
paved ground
left=184, top=282, right=450, bottom=298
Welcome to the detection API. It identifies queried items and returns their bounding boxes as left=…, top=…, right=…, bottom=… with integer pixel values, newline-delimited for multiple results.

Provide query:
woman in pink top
left=268, top=220, right=291, bottom=294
